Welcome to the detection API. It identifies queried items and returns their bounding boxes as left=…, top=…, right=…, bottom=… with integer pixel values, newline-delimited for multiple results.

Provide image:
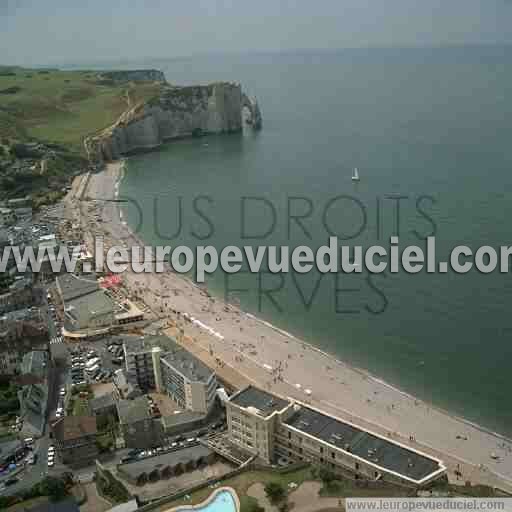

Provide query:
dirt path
left=247, top=482, right=278, bottom=512
left=288, top=482, right=343, bottom=512
left=79, top=482, right=112, bottom=512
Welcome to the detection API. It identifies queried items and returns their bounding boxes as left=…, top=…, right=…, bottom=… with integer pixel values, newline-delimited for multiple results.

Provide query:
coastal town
left=0, top=54, right=511, bottom=511
left=0, top=148, right=511, bottom=511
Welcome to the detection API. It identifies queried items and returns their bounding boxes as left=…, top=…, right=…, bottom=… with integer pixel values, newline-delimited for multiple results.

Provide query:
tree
left=245, top=500, right=265, bottom=512
left=264, top=481, right=286, bottom=503
left=38, top=476, right=67, bottom=501
left=319, top=467, right=336, bottom=485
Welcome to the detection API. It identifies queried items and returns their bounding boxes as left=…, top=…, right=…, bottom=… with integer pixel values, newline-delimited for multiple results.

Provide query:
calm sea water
left=115, top=47, right=512, bottom=435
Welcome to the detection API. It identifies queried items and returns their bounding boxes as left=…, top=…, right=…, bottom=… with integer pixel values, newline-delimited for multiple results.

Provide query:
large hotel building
left=225, top=386, right=446, bottom=488
left=123, top=335, right=217, bottom=414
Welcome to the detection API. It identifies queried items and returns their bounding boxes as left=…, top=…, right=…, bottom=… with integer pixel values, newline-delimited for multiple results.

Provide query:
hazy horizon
left=2, top=1, right=512, bottom=67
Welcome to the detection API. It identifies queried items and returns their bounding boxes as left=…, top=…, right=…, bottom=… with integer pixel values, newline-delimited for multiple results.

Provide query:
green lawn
left=0, top=67, right=162, bottom=150
left=71, top=396, right=90, bottom=416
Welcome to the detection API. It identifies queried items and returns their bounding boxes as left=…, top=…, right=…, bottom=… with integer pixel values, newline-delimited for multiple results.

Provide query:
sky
left=1, top=0, right=512, bottom=66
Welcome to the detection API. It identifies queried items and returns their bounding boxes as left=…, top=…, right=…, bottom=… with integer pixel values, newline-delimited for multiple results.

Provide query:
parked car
left=5, top=478, right=18, bottom=487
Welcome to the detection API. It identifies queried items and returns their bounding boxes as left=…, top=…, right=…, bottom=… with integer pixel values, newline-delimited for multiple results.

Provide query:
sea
left=86, top=46, right=512, bottom=436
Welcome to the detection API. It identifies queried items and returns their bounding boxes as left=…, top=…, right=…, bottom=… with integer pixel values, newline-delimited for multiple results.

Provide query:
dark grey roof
left=119, top=444, right=212, bottom=478
left=162, top=410, right=206, bottom=428
left=285, top=405, right=441, bottom=482
left=113, top=369, right=141, bottom=399
left=123, top=334, right=170, bottom=355
left=90, top=392, right=116, bottom=413
left=125, top=334, right=215, bottom=384
left=57, top=273, right=99, bottom=302
left=65, top=289, right=114, bottom=329
left=230, top=386, right=290, bottom=417
left=117, top=396, right=150, bottom=424
left=162, top=338, right=215, bottom=382
left=21, top=350, right=48, bottom=378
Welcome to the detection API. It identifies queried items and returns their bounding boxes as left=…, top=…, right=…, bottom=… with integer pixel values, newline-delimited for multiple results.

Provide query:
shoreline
left=77, top=158, right=512, bottom=491
left=114, top=159, right=509, bottom=445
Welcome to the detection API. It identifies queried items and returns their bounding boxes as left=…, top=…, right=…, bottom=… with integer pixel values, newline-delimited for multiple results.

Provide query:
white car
left=48, top=445, right=55, bottom=454
left=47, top=458, right=54, bottom=467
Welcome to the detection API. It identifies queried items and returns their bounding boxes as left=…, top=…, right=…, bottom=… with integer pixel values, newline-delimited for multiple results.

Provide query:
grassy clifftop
left=0, top=66, right=164, bottom=204
left=0, top=66, right=163, bottom=151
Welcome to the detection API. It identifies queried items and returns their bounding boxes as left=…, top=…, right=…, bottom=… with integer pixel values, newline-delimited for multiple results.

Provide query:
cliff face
left=86, top=82, right=248, bottom=162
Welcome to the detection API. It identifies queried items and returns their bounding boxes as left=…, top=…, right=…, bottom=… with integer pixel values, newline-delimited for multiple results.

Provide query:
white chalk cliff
left=85, top=79, right=261, bottom=163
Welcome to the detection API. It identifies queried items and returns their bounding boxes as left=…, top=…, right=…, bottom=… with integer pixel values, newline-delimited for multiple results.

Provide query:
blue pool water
left=185, top=490, right=237, bottom=512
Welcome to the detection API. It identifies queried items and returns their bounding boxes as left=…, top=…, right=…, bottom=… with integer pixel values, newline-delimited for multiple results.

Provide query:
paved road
left=1, top=290, right=68, bottom=497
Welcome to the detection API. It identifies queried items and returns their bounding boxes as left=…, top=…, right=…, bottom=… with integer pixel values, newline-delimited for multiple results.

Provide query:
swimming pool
left=169, top=488, right=240, bottom=512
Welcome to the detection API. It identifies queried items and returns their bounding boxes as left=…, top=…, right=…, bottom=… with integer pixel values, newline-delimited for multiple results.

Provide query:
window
left=355, top=462, right=360, bottom=471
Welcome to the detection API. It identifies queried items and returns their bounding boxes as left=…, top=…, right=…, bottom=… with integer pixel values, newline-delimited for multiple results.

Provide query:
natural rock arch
left=242, top=93, right=262, bottom=130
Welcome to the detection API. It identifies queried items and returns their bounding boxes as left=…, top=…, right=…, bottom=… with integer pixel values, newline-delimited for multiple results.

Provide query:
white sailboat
left=352, top=167, right=360, bottom=181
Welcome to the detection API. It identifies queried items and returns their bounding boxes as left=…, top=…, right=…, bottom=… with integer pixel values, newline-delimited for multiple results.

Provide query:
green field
left=0, top=66, right=162, bottom=150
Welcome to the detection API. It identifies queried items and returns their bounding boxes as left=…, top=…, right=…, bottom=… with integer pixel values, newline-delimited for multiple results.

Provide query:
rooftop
left=119, top=444, right=212, bottom=478
left=65, top=289, right=114, bottom=330
left=53, top=416, right=97, bottom=442
left=56, top=273, right=99, bottom=302
left=230, top=386, right=290, bottom=418
left=123, top=334, right=168, bottom=354
left=285, top=405, right=442, bottom=482
left=90, top=392, right=116, bottom=413
left=117, top=396, right=150, bottom=424
left=161, top=410, right=206, bottom=428
left=125, top=335, right=215, bottom=384
left=20, top=350, right=48, bottom=379
left=113, top=369, right=141, bottom=399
